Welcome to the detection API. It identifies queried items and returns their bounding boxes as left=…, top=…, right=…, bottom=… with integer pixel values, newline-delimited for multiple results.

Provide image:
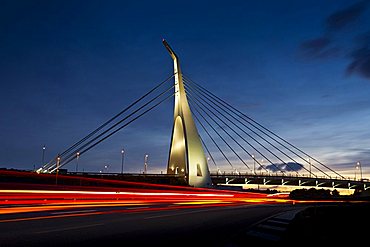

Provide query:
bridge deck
left=210, top=173, right=369, bottom=190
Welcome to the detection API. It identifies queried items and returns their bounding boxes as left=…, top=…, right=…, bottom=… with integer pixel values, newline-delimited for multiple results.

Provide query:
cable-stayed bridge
left=36, top=40, right=369, bottom=192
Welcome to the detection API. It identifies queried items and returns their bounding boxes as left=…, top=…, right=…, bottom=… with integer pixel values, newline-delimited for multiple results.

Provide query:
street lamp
left=144, top=154, right=148, bottom=174
left=56, top=155, right=61, bottom=185
left=252, top=154, right=256, bottom=175
left=41, top=145, right=46, bottom=166
left=355, top=162, right=362, bottom=181
left=358, top=162, right=363, bottom=181
left=76, top=152, right=80, bottom=172
left=121, top=149, right=125, bottom=174
left=308, top=158, right=311, bottom=178
left=57, top=156, right=60, bottom=172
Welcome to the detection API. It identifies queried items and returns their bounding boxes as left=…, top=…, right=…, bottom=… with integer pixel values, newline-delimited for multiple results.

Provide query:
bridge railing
left=209, top=171, right=368, bottom=182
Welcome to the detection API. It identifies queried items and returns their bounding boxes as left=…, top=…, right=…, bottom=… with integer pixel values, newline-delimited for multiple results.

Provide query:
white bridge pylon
left=163, top=40, right=212, bottom=187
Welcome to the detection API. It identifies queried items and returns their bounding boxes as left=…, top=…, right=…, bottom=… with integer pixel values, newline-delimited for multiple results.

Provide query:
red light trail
left=0, top=170, right=340, bottom=224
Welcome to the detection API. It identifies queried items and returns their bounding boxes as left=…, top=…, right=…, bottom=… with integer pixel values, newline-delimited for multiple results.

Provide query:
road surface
left=0, top=202, right=302, bottom=247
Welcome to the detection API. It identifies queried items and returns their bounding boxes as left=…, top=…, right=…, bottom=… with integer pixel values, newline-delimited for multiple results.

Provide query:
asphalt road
left=0, top=203, right=302, bottom=247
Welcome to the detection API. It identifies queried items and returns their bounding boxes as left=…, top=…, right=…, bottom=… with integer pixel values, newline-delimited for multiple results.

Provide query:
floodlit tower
left=163, top=40, right=212, bottom=187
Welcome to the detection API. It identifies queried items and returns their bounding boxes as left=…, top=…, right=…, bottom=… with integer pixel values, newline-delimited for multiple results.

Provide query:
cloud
left=326, top=1, right=369, bottom=31
left=346, top=32, right=370, bottom=79
left=300, top=37, right=331, bottom=51
left=299, top=1, right=368, bottom=59
left=299, top=37, right=339, bottom=59
left=298, top=1, right=370, bottom=80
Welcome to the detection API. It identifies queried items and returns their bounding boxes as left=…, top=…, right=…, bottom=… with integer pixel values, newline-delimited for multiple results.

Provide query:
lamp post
left=41, top=145, right=46, bottom=166
left=358, top=161, right=363, bottom=181
left=144, top=154, right=148, bottom=174
left=121, top=149, right=125, bottom=174
left=76, top=152, right=80, bottom=172
left=56, top=155, right=60, bottom=185
left=355, top=162, right=362, bottom=181
left=252, top=154, right=255, bottom=175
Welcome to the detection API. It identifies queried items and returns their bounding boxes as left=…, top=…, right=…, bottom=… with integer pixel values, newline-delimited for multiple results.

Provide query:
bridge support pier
left=163, top=40, right=212, bottom=188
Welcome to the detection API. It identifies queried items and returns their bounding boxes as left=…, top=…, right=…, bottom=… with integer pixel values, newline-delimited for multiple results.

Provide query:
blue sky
left=1, top=0, right=370, bottom=178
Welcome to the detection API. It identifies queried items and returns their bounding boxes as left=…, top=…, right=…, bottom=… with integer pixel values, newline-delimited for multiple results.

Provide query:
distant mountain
left=258, top=162, right=304, bottom=172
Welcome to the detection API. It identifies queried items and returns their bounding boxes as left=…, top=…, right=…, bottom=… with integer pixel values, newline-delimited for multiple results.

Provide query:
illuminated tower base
left=163, top=40, right=212, bottom=188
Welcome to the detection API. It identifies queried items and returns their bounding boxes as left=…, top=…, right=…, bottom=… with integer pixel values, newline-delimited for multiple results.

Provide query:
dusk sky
left=1, top=0, right=370, bottom=178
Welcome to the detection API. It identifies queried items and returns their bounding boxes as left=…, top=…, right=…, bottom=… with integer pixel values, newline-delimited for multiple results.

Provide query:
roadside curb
left=225, top=206, right=307, bottom=246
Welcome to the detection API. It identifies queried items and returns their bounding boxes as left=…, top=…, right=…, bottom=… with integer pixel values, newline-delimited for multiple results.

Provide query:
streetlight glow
left=56, top=156, right=61, bottom=185
left=144, top=154, right=148, bottom=174
left=355, top=161, right=363, bottom=181
left=76, top=152, right=80, bottom=172
left=41, top=145, right=46, bottom=168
